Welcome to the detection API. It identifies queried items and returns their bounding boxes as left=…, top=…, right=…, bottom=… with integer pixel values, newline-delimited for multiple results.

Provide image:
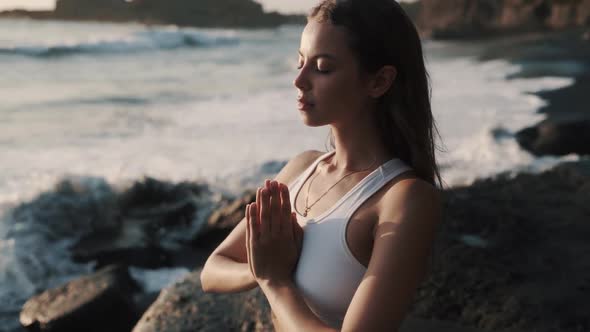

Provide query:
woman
left=200, top=0, right=443, bottom=331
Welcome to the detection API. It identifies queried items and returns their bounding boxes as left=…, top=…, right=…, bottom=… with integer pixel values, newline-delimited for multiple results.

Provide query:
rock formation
left=416, top=0, right=590, bottom=39
left=515, top=117, right=590, bottom=156
left=20, top=265, right=140, bottom=332
left=0, top=0, right=305, bottom=28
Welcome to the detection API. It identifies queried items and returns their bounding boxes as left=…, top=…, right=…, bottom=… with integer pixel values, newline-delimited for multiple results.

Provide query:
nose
left=293, top=67, right=311, bottom=91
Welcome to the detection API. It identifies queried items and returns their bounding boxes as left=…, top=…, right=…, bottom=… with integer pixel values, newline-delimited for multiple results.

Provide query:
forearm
left=200, top=254, right=257, bottom=293
left=261, top=281, right=338, bottom=332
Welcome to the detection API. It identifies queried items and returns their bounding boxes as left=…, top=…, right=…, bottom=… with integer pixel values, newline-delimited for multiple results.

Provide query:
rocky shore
left=414, top=0, right=590, bottom=40
left=4, top=1, right=590, bottom=331
left=468, top=28, right=590, bottom=157
left=8, top=155, right=588, bottom=332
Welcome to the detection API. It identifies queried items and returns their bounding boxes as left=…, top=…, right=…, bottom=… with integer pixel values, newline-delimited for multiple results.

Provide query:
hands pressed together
left=245, top=180, right=304, bottom=288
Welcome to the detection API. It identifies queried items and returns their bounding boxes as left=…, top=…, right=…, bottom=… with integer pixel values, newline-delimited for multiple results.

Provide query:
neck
left=324, top=110, right=394, bottom=176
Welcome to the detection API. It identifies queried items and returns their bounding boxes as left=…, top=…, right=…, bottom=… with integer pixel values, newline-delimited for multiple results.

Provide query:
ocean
left=0, top=17, right=579, bottom=331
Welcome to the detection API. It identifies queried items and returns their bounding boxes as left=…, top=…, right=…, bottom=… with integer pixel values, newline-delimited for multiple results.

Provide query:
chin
left=299, top=112, right=328, bottom=128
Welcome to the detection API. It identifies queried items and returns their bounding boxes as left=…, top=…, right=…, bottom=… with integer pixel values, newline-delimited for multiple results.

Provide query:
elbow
left=199, top=267, right=210, bottom=292
left=199, top=269, right=210, bottom=293
left=199, top=258, right=216, bottom=293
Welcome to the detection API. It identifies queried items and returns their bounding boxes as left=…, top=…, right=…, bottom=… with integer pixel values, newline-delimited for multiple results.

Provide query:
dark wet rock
left=71, top=229, right=172, bottom=269
left=515, top=117, right=590, bottom=156
left=412, top=161, right=590, bottom=331
left=131, top=270, right=272, bottom=332
left=203, top=189, right=256, bottom=233
left=8, top=176, right=120, bottom=241
left=118, top=177, right=205, bottom=215
left=191, top=189, right=257, bottom=253
left=7, top=175, right=213, bottom=270
left=69, top=177, right=211, bottom=269
left=20, top=265, right=140, bottom=332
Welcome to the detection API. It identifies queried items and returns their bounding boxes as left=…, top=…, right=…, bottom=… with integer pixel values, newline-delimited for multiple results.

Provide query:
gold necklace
left=302, top=155, right=377, bottom=217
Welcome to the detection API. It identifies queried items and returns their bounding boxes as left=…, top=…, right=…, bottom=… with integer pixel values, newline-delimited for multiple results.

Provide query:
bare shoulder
left=377, top=176, right=442, bottom=226
left=273, top=150, right=324, bottom=186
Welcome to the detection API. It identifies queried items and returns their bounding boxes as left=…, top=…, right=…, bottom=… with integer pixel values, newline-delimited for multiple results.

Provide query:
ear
left=368, top=65, right=397, bottom=98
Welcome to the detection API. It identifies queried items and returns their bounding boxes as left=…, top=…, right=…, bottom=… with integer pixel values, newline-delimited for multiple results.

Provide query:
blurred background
left=0, top=1, right=588, bottom=331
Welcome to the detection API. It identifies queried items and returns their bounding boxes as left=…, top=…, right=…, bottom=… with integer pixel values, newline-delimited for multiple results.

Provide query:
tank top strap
left=288, top=151, right=336, bottom=204
left=340, top=158, right=412, bottom=218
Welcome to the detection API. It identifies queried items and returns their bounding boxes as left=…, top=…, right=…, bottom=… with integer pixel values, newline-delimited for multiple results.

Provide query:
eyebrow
left=298, top=50, right=337, bottom=60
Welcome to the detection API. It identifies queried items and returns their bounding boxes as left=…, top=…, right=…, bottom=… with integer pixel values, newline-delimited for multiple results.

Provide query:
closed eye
left=296, top=58, right=332, bottom=74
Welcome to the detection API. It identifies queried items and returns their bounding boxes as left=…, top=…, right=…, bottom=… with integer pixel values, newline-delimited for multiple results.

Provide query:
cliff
left=0, top=0, right=305, bottom=28
left=416, top=0, right=590, bottom=39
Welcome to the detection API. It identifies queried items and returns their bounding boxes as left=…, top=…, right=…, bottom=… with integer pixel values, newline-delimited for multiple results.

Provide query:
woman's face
left=294, top=20, right=372, bottom=127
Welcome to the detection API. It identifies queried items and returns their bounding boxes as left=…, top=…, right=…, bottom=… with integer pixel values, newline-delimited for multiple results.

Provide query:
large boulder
left=191, top=189, right=256, bottom=253
left=131, top=270, right=273, bottom=332
left=515, top=117, right=590, bottom=156
left=20, top=265, right=140, bottom=332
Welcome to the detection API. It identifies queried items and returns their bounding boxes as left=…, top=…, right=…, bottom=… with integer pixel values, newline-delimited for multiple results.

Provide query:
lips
left=297, top=97, right=315, bottom=110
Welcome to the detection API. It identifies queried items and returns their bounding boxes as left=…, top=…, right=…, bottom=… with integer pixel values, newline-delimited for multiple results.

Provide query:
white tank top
left=287, top=150, right=412, bottom=329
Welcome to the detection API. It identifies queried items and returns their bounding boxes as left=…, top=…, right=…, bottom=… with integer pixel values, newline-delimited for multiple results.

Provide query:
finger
left=245, top=204, right=253, bottom=274
left=245, top=203, right=250, bottom=251
left=249, top=203, right=259, bottom=277
left=280, top=183, right=292, bottom=236
left=258, top=179, right=271, bottom=228
left=256, top=187, right=262, bottom=226
left=249, top=202, right=259, bottom=243
left=270, top=181, right=281, bottom=237
left=260, top=188, right=271, bottom=238
left=256, top=187, right=262, bottom=211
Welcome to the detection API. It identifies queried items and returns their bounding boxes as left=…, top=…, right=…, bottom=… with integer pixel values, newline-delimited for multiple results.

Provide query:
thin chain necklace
left=302, top=154, right=378, bottom=217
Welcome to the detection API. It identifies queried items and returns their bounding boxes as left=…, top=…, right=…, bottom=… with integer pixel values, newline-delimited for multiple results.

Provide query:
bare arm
left=200, top=150, right=323, bottom=293
left=263, top=178, right=442, bottom=331
left=199, top=217, right=258, bottom=293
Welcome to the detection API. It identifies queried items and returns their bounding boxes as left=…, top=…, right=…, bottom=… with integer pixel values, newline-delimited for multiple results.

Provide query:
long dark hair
left=310, top=0, right=443, bottom=187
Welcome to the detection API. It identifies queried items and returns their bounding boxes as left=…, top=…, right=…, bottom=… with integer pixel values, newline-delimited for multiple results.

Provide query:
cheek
left=318, top=74, right=365, bottom=110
